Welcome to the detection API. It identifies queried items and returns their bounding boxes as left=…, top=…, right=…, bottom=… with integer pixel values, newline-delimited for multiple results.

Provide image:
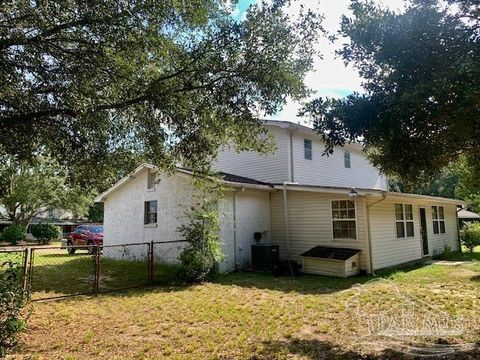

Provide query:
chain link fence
left=99, top=243, right=150, bottom=293
left=152, top=241, right=188, bottom=285
left=0, top=240, right=188, bottom=301
left=0, top=248, right=28, bottom=287
left=29, top=246, right=96, bottom=300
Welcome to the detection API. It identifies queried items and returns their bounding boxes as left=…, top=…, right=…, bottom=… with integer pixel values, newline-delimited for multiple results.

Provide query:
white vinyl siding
left=369, top=197, right=459, bottom=270
left=215, top=125, right=290, bottom=183
left=270, top=191, right=369, bottom=271
left=291, top=134, right=387, bottom=190
left=216, top=122, right=387, bottom=189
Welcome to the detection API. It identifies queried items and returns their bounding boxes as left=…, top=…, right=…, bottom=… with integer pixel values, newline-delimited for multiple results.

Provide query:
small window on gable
left=395, top=204, right=414, bottom=238
left=304, top=139, right=312, bottom=160
left=344, top=151, right=351, bottom=168
left=147, top=169, right=156, bottom=189
left=144, top=201, right=157, bottom=225
left=432, top=206, right=445, bottom=234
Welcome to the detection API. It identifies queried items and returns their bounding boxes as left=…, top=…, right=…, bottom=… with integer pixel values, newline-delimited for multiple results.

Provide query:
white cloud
left=264, top=0, right=406, bottom=124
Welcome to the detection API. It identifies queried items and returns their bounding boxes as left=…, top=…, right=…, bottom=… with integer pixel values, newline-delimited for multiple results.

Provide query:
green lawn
left=25, top=248, right=181, bottom=299
left=12, top=250, right=480, bottom=359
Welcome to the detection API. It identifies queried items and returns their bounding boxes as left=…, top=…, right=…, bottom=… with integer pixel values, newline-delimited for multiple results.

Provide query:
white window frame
left=147, top=169, right=156, bottom=190
left=144, top=200, right=158, bottom=225
left=331, top=199, right=357, bottom=240
left=432, top=206, right=445, bottom=234
left=344, top=151, right=351, bottom=168
left=304, top=139, right=312, bottom=160
left=395, top=203, right=415, bottom=238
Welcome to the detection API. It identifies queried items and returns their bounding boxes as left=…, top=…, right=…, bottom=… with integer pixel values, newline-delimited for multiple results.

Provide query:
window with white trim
left=147, top=169, right=156, bottom=189
left=344, top=151, right=351, bottom=168
left=144, top=201, right=157, bottom=224
left=432, top=206, right=445, bottom=234
left=304, top=139, right=312, bottom=160
left=332, top=200, right=356, bottom=239
left=395, top=204, right=414, bottom=238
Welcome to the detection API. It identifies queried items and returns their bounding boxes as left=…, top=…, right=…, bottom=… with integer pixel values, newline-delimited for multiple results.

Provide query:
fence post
left=149, top=241, right=154, bottom=286
left=93, top=247, right=100, bottom=294
left=22, top=248, right=29, bottom=292
left=27, top=248, right=35, bottom=297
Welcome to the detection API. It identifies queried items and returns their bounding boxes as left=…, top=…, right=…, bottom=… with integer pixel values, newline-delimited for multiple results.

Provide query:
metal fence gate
left=0, top=241, right=188, bottom=301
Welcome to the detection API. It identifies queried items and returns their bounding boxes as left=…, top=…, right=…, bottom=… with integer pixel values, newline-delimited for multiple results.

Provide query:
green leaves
left=0, top=0, right=323, bottom=189
left=0, top=262, right=28, bottom=357
left=0, top=155, right=92, bottom=226
left=304, top=0, right=480, bottom=182
left=460, top=222, right=480, bottom=253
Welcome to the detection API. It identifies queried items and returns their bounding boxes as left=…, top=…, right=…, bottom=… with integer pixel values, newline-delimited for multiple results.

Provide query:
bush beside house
left=31, top=224, right=61, bottom=245
left=179, top=201, right=224, bottom=282
left=460, top=222, right=480, bottom=253
left=0, top=262, right=29, bottom=357
left=1, top=225, right=27, bottom=245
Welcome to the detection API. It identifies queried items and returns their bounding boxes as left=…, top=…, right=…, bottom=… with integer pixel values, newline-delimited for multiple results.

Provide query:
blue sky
left=231, top=0, right=405, bottom=124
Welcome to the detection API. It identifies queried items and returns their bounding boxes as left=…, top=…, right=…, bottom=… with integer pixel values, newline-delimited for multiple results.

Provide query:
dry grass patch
left=10, top=261, right=480, bottom=359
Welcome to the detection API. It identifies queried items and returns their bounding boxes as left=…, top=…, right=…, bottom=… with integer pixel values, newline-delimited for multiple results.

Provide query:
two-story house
left=96, top=120, right=464, bottom=275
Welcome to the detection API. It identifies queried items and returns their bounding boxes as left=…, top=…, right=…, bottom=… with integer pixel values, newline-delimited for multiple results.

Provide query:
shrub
left=0, top=262, right=29, bottom=356
left=460, top=222, right=480, bottom=253
left=179, top=199, right=224, bottom=282
left=31, top=223, right=61, bottom=245
left=2, top=225, right=26, bottom=245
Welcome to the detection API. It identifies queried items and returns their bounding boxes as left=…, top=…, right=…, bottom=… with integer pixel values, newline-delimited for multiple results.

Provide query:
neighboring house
left=96, top=120, right=465, bottom=275
left=457, top=209, right=480, bottom=227
left=0, top=206, right=87, bottom=240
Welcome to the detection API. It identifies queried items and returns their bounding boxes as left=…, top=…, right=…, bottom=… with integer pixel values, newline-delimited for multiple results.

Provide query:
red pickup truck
left=66, top=225, right=103, bottom=254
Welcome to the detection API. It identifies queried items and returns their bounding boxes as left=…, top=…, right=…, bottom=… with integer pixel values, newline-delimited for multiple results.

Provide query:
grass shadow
left=213, top=261, right=433, bottom=295
left=214, top=271, right=375, bottom=295
left=257, top=338, right=479, bottom=360
left=432, top=247, right=480, bottom=262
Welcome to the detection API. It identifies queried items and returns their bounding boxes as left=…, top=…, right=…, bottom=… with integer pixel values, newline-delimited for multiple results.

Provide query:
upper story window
left=304, top=139, right=312, bottom=160
left=332, top=200, right=356, bottom=239
left=147, top=169, right=156, bottom=189
left=144, top=200, right=157, bottom=225
left=395, top=204, right=414, bottom=238
left=344, top=151, right=351, bottom=168
left=432, top=206, right=445, bottom=234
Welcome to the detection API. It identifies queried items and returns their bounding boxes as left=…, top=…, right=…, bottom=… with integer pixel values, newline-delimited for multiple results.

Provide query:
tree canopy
left=390, top=155, right=480, bottom=211
left=302, top=0, right=479, bottom=183
left=0, top=155, right=92, bottom=226
left=1, top=0, right=323, bottom=190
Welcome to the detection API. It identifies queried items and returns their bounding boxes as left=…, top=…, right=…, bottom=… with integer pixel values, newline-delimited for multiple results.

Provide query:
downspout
left=282, top=182, right=298, bottom=260
left=289, top=131, right=295, bottom=182
left=283, top=183, right=290, bottom=259
left=365, top=191, right=387, bottom=275
left=233, top=190, right=237, bottom=270
left=287, top=126, right=298, bottom=183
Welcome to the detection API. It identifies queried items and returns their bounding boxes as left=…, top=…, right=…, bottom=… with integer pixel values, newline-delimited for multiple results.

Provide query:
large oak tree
left=303, top=0, right=479, bottom=184
left=0, top=0, right=323, bottom=190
